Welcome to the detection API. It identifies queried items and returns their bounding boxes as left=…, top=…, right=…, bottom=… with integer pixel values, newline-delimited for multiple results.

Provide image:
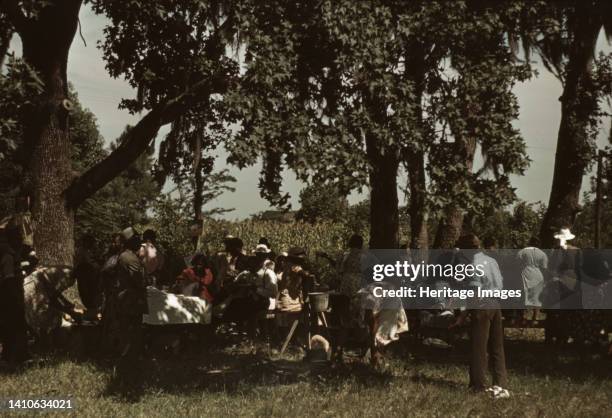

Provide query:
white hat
left=253, top=243, right=271, bottom=254
left=554, top=228, right=575, bottom=241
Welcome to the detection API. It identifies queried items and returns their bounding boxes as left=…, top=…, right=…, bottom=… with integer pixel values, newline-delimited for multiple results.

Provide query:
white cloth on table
left=143, top=286, right=211, bottom=325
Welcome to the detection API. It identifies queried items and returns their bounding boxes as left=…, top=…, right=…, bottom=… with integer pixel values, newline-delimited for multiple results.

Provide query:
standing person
left=331, top=234, right=365, bottom=360
left=0, top=224, right=29, bottom=366
left=339, top=234, right=366, bottom=297
left=74, top=233, right=102, bottom=321
left=545, top=227, right=582, bottom=344
left=100, top=233, right=123, bottom=355
left=138, top=229, right=164, bottom=287
left=110, top=227, right=147, bottom=397
left=450, top=234, right=509, bottom=399
left=517, top=237, right=548, bottom=321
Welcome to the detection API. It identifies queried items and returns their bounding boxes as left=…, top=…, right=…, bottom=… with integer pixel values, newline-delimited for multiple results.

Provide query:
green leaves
left=0, top=57, right=45, bottom=199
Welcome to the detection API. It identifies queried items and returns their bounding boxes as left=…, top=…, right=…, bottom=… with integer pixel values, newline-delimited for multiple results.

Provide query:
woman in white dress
left=517, top=237, right=548, bottom=309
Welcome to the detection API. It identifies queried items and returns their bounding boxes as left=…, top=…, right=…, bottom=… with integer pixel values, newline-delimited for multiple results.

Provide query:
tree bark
left=193, top=135, right=204, bottom=222
left=0, top=26, right=12, bottom=69
left=18, top=0, right=82, bottom=265
left=366, top=132, right=400, bottom=249
left=539, top=6, right=601, bottom=247
left=404, top=42, right=429, bottom=251
left=433, top=206, right=464, bottom=249
left=407, top=150, right=428, bottom=250
left=3, top=1, right=233, bottom=265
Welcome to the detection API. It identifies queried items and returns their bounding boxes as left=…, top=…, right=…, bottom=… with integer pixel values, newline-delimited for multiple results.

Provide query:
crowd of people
left=1, top=218, right=611, bottom=400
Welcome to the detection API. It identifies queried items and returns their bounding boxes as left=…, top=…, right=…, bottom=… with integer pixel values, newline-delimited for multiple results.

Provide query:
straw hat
left=553, top=227, right=575, bottom=241
left=253, top=243, right=271, bottom=254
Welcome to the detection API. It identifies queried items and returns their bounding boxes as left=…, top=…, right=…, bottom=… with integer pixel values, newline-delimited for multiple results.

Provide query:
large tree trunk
left=2, top=1, right=232, bottom=265
left=539, top=6, right=600, bottom=247
left=404, top=43, right=428, bottom=252
left=407, top=150, right=428, bottom=250
left=20, top=0, right=82, bottom=265
left=366, top=133, right=400, bottom=249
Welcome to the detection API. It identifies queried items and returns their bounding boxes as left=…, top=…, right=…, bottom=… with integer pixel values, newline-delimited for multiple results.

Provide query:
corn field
left=199, top=218, right=356, bottom=257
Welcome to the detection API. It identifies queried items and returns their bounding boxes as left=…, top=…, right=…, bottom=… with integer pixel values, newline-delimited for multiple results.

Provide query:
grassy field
left=1, top=328, right=610, bottom=418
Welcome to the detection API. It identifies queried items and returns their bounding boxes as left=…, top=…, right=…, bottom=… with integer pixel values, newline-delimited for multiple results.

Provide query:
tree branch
left=0, top=0, right=30, bottom=36
left=66, top=73, right=231, bottom=208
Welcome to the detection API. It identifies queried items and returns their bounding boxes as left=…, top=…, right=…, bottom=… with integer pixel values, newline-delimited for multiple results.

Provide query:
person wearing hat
left=214, top=235, right=247, bottom=289
left=258, top=237, right=277, bottom=261
left=450, top=233, right=509, bottom=399
left=110, top=226, right=147, bottom=393
left=222, top=252, right=276, bottom=341
left=277, top=247, right=314, bottom=313
left=253, top=244, right=278, bottom=310
left=545, top=226, right=583, bottom=344
left=138, top=229, right=165, bottom=287
left=0, top=225, right=29, bottom=365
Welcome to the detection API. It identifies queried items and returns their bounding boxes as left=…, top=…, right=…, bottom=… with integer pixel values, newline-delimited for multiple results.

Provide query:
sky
left=9, top=5, right=612, bottom=219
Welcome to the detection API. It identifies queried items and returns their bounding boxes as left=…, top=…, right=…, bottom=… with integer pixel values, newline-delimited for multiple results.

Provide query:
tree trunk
left=407, top=150, right=428, bottom=249
left=366, top=133, right=400, bottom=249
left=20, top=1, right=82, bottom=265
left=404, top=43, right=428, bottom=251
left=539, top=6, right=600, bottom=247
left=433, top=206, right=464, bottom=249
left=193, top=135, right=204, bottom=222
left=0, top=27, right=12, bottom=69
left=3, top=1, right=232, bottom=264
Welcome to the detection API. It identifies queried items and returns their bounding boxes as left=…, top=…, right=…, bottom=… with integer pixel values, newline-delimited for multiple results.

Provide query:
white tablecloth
left=143, top=286, right=211, bottom=325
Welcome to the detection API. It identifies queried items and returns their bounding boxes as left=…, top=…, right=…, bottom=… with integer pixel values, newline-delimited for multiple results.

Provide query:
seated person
left=222, top=255, right=278, bottom=339
left=212, top=236, right=247, bottom=289
left=253, top=244, right=278, bottom=310
left=175, top=253, right=214, bottom=303
left=277, top=247, right=315, bottom=313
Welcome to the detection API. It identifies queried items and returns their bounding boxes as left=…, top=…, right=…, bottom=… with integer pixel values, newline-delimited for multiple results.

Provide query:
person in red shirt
left=176, top=254, right=214, bottom=303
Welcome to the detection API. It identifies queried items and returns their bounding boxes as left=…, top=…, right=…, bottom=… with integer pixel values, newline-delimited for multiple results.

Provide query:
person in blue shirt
left=450, top=233, right=509, bottom=399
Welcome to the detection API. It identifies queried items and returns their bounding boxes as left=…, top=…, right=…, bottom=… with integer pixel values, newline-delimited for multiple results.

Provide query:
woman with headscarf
left=517, top=237, right=548, bottom=323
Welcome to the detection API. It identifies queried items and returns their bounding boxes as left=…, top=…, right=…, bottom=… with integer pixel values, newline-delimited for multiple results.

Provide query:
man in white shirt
left=451, top=234, right=509, bottom=399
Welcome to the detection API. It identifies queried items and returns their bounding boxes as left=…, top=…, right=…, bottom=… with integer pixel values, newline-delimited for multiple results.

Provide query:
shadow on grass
left=26, top=323, right=395, bottom=403
left=7, top=323, right=609, bottom=403
left=403, top=336, right=611, bottom=383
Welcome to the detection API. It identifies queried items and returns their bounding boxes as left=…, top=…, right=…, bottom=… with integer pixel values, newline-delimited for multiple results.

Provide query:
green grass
left=1, top=329, right=610, bottom=418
